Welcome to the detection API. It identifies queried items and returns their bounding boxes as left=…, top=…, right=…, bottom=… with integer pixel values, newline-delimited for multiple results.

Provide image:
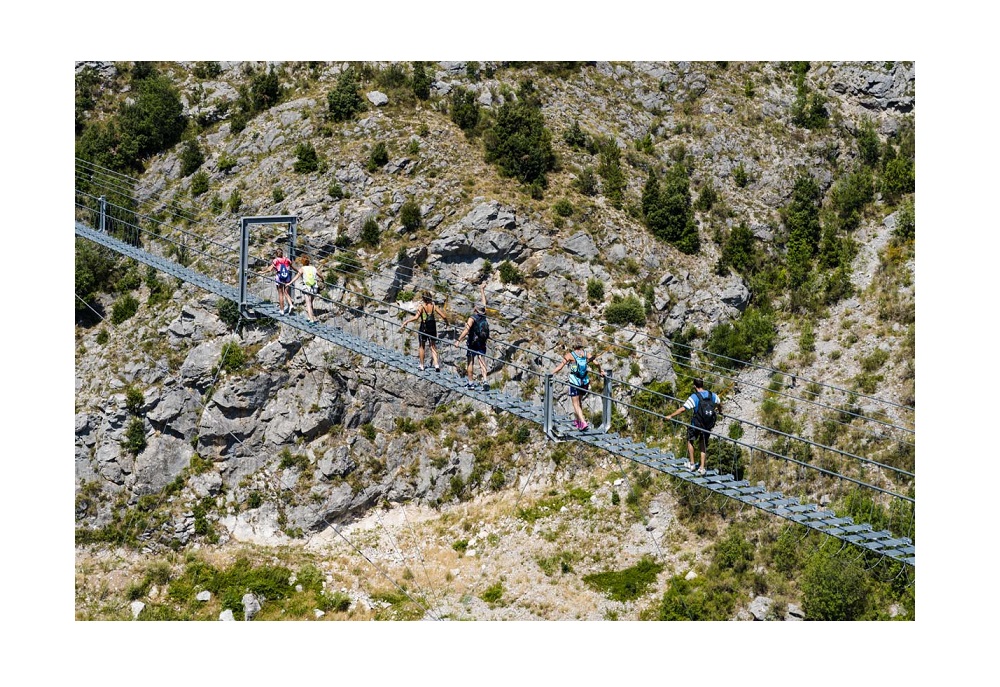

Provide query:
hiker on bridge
left=552, top=337, right=601, bottom=431
left=454, top=283, right=490, bottom=391
left=266, top=247, right=294, bottom=315
left=290, top=255, right=322, bottom=322
left=400, top=291, right=448, bottom=372
left=666, top=378, right=720, bottom=476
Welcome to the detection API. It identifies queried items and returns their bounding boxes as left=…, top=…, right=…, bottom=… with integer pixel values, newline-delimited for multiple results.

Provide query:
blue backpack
left=569, top=351, right=589, bottom=386
left=277, top=260, right=291, bottom=283
left=470, top=313, right=489, bottom=347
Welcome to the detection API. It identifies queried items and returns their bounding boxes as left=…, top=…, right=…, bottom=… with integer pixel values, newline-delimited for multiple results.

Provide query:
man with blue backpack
left=454, top=283, right=490, bottom=391
left=666, top=378, right=721, bottom=476
left=552, top=337, right=601, bottom=430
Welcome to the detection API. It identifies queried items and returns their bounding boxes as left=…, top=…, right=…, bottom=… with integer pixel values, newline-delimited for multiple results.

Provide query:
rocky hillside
left=74, top=60, right=915, bottom=621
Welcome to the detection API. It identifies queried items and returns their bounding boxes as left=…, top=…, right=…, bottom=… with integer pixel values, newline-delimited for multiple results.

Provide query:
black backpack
left=469, top=313, right=489, bottom=347
left=693, top=390, right=716, bottom=429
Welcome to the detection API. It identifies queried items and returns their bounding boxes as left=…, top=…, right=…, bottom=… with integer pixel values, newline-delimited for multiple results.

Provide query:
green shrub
left=96, top=329, right=109, bottom=345
left=216, top=298, right=241, bottom=330
left=642, top=165, right=700, bottom=254
left=450, top=87, right=480, bottom=133
left=582, top=556, right=662, bottom=602
left=706, top=307, right=777, bottom=369
left=733, top=162, right=748, bottom=188
left=122, top=417, right=147, bottom=455
left=596, top=144, right=626, bottom=208
left=193, top=61, right=221, bottom=79
left=881, top=156, right=914, bottom=202
left=563, top=120, right=589, bottom=149
left=328, top=182, right=344, bottom=200
left=327, top=69, right=365, bottom=122
left=480, top=581, right=504, bottom=605
left=218, top=341, right=247, bottom=374
left=586, top=277, right=605, bottom=303
left=498, top=261, right=524, bottom=285
left=226, top=189, right=242, bottom=214
left=360, top=423, right=376, bottom=441
left=400, top=199, right=422, bottom=231
left=180, top=140, right=205, bottom=177
left=605, top=295, right=646, bottom=326
left=76, top=239, right=117, bottom=320
left=483, top=100, right=555, bottom=186
left=694, top=183, right=718, bottom=212
left=190, top=170, right=209, bottom=196
left=360, top=215, right=380, bottom=247
left=77, top=74, right=187, bottom=173
left=801, top=551, right=871, bottom=620
left=856, top=119, right=881, bottom=167
left=293, top=142, right=320, bottom=173
left=367, top=142, right=389, bottom=172
left=272, top=187, right=285, bottom=203
left=411, top=61, right=431, bottom=100
left=553, top=198, right=574, bottom=217
left=573, top=167, right=599, bottom=196
left=115, top=268, right=141, bottom=293
left=711, top=529, right=755, bottom=574
left=830, top=167, right=874, bottom=231
left=217, top=154, right=237, bottom=173
left=110, top=293, right=139, bottom=325
left=125, top=386, right=145, bottom=415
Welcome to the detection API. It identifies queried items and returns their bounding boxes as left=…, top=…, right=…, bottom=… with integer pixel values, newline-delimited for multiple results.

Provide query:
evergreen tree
left=483, top=100, right=555, bottom=185
left=643, top=163, right=699, bottom=254
left=327, top=69, right=365, bottom=122
left=412, top=61, right=431, bottom=100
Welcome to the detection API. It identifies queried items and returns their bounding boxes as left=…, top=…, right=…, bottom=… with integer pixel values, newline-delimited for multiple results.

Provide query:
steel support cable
left=544, top=364, right=915, bottom=481
left=74, top=160, right=205, bottom=228
left=289, top=323, right=444, bottom=619
left=605, top=392, right=914, bottom=501
left=291, top=235, right=916, bottom=439
left=75, top=288, right=441, bottom=621
left=76, top=205, right=239, bottom=278
left=76, top=192, right=240, bottom=259
left=75, top=157, right=140, bottom=185
left=298, top=230, right=915, bottom=418
left=78, top=227, right=917, bottom=565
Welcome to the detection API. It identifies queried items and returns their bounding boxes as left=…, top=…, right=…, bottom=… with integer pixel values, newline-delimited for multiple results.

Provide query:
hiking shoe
left=685, top=462, right=696, bottom=471
left=435, top=366, right=441, bottom=373
left=418, top=364, right=425, bottom=371
left=697, top=467, right=706, bottom=476
left=465, top=381, right=475, bottom=389
left=578, top=421, right=589, bottom=431
left=482, top=382, right=490, bottom=391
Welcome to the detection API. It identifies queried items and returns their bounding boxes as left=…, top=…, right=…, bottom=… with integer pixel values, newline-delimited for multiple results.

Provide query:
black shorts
left=687, top=424, right=709, bottom=449
left=418, top=321, right=437, bottom=346
left=467, top=343, right=486, bottom=363
left=569, top=382, right=588, bottom=398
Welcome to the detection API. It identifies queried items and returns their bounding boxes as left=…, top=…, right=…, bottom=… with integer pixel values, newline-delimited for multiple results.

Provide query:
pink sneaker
left=578, top=421, right=588, bottom=431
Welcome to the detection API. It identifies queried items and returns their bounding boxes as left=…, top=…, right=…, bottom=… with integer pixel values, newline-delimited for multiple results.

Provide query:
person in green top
left=290, top=255, right=322, bottom=322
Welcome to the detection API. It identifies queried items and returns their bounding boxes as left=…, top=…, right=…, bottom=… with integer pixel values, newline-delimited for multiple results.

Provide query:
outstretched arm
left=480, top=283, right=487, bottom=308
left=400, top=312, right=419, bottom=331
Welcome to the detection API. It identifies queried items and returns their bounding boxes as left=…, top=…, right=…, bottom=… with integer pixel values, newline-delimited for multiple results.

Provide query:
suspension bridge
left=74, top=158, right=916, bottom=569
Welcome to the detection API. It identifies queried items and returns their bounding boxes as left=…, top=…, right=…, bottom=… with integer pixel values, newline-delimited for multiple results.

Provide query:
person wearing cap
left=400, top=291, right=448, bottom=372
left=454, top=283, right=490, bottom=391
